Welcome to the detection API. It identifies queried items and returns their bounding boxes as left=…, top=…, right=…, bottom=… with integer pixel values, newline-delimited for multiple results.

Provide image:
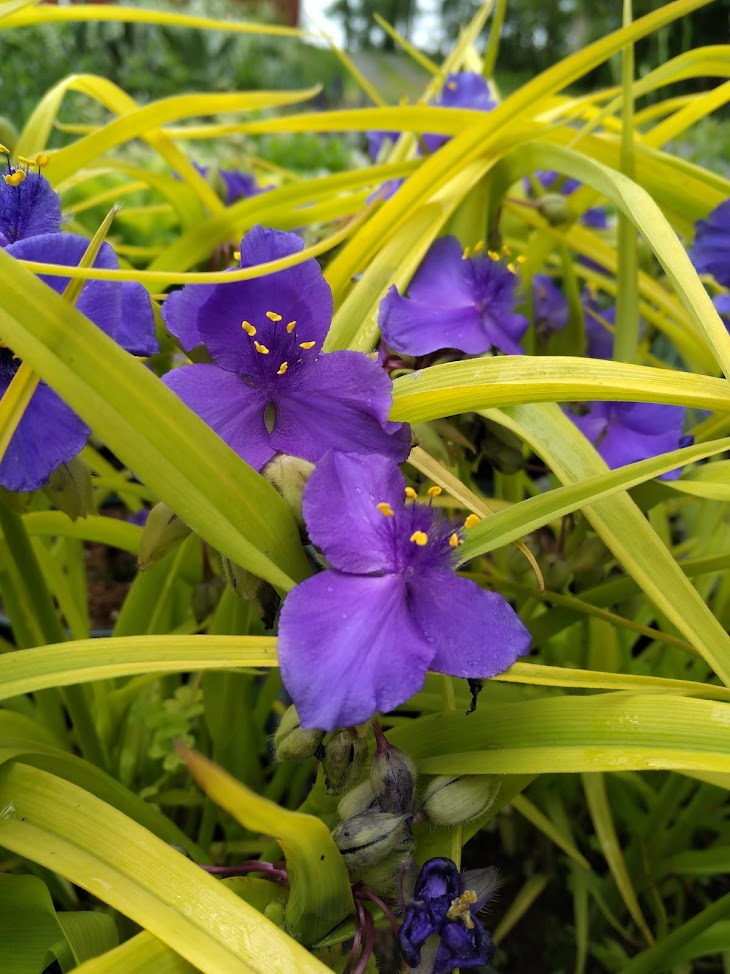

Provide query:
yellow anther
left=502, top=245, right=512, bottom=256
left=0, top=144, right=9, bottom=155
left=233, top=250, right=241, bottom=261
left=4, top=170, right=25, bottom=186
left=266, top=311, right=282, bottom=321
left=516, top=254, right=527, bottom=264
left=405, top=486, right=418, bottom=500
left=299, top=341, right=315, bottom=350
left=507, top=262, right=517, bottom=274
left=462, top=246, right=471, bottom=260
left=286, top=320, right=297, bottom=333
left=376, top=502, right=394, bottom=517
left=35, top=153, right=49, bottom=168
left=447, top=890, right=478, bottom=929
left=448, top=533, right=461, bottom=548
left=409, top=531, right=428, bottom=546
left=487, top=250, right=500, bottom=261
left=464, top=513, right=481, bottom=529
left=446, top=81, right=457, bottom=90
left=427, top=486, right=442, bottom=498
left=276, top=361, right=288, bottom=375
left=254, top=341, right=270, bottom=355
left=474, top=240, right=485, bottom=252
left=17, top=155, right=33, bottom=167
left=242, top=320, right=257, bottom=336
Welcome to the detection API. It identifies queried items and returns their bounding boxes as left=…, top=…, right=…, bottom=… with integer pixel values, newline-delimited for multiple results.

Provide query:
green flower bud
left=332, top=810, right=412, bottom=871
left=263, top=899, right=285, bottom=927
left=138, top=502, right=191, bottom=570
left=337, top=779, right=377, bottom=821
left=323, top=729, right=368, bottom=795
left=43, top=457, right=95, bottom=521
left=262, top=454, right=315, bottom=525
left=537, top=192, right=575, bottom=226
left=421, top=774, right=502, bottom=827
left=370, top=723, right=417, bottom=815
left=220, top=556, right=262, bottom=602
left=274, top=705, right=324, bottom=762
left=358, top=848, right=412, bottom=896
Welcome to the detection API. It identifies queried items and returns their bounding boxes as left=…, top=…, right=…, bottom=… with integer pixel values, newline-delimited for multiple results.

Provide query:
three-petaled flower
left=566, top=400, right=689, bottom=480
left=398, top=857, right=498, bottom=974
left=1, top=232, right=158, bottom=491
left=379, top=235, right=528, bottom=357
left=278, top=450, right=531, bottom=731
left=162, top=225, right=410, bottom=471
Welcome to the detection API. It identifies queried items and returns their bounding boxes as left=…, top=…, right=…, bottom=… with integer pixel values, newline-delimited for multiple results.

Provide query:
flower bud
left=537, top=192, right=575, bottom=226
left=220, top=556, right=262, bottom=602
left=370, top=724, right=417, bottom=815
left=262, top=454, right=315, bottom=524
left=324, top=729, right=368, bottom=795
left=421, top=774, right=502, bottom=827
left=359, top=848, right=412, bottom=896
left=274, top=705, right=324, bottom=762
left=44, top=457, right=95, bottom=521
left=332, top=810, right=412, bottom=871
left=138, top=501, right=191, bottom=569
left=337, top=779, right=378, bottom=821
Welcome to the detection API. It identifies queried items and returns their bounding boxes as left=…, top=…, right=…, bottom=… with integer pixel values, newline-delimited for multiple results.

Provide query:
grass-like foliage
left=0, top=1, right=728, bottom=972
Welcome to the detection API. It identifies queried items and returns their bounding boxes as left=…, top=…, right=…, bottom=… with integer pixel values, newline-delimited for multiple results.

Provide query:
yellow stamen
left=233, top=250, right=241, bottom=261
left=449, top=533, right=461, bottom=548
left=474, top=240, right=484, bottom=252
left=266, top=311, right=282, bottom=321
left=0, top=144, right=9, bottom=155
left=299, top=341, right=315, bottom=350
left=254, top=341, right=270, bottom=355
left=276, top=361, right=288, bottom=375
left=461, top=246, right=471, bottom=260
left=286, top=320, right=297, bottom=333
left=502, top=245, right=512, bottom=256
left=242, top=320, right=256, bottom=336
left=376, top=502, right=394, bottom=517
left=516, top=254, right=527, bottom=264
left=464, top=513, right=481, bottom=529
left=487, top=250, right=500, bottom=261
left=4, top=170, right=25, bottom=186
left=35, top=153, right=49, bottom=168
left=17, top=155, right=33, bottom=167
left=507, top=262, right=517, bottom=274
left=447, top=890, right=478, bottom=929
left=427, top=485, right=442, bottom=498
left=409, top=531, right=428, bottom=546
left=404, top=487, right=418, bottom=500
left=446, top=81, right=457, bottom=90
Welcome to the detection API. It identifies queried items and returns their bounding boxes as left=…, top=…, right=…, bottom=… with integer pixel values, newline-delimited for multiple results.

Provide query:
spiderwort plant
left=379, top=235, right=528, bottom=357
left=278, top=450, right=531, bottom=731
left=0, top=153, right=62, bottom=246
left=163, top=226, right=410, bottom=471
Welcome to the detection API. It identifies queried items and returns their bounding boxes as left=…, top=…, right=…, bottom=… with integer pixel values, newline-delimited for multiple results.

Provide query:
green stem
left=482, top=0, right=507, bottom=79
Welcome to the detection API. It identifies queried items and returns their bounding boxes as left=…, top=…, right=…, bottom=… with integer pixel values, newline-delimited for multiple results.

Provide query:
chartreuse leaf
left=71, top=932, right=196, bottom=974
left=0, top=247, right=310, bottom=591
left=19, top=511, right=141, bottom=553
left=181, top=748, right=355, bottom=945
left=389, top=695, right=730, bottom=778
left=0, top=763, right=331, bottom=974
left=484, top=403, right=730, bottom=684
left=390, top=357, right=730, bottom=424
left=56, top=912, right=119, bottom=968
left=458, top=436, right=730, bottom=561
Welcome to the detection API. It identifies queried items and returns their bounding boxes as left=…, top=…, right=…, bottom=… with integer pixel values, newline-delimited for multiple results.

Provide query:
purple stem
left=355, top=886, right=400, bottom=937
left=200, top=860, right=288, bottom=884
left=351, top=903, right=376, bottom=974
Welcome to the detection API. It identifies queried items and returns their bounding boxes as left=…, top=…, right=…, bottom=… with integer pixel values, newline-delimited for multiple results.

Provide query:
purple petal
left=581, top=207, right=608, bottom=229
left=195, top=226, right=334, bottom=374
left=435, top=72, right=496, bottom=113
left=219, top=169, right=261, bottom=204
left=117, top=282, right=158, bottom=355
left=394, top=237, right=475, bottom=307
left=398, top=905, right=435, bottom=967
left=533, top=274, right=568, bottom=334
left=0, top=169, right=62, bottom=244
left=408, top=572, right=531, bottom=678
left=278, top=571, right=434, bottom=730
left=433, top=919, right=494, bottom=973
left=380, top=286, right=488, bottom=356
left=162, top=363, right=274, bottom=471
left=0, top=380, right=89, bottom=492
left=162, top=282, right=214, bottom=352
left=714, top=293, right=730, bottom=320
left=301, top=451, right=406, bottom=574
left=271, top=351, right=410, bottom=465
left=690, top=198, right=730, bottom=287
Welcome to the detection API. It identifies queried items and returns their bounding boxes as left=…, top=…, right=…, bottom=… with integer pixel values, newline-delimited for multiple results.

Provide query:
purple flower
left=1, top=232, right=157, bottom=491
left=714, top=293, right=730, bottom=327
left=366, top=72, right=495, bottom=161
left=527, top=170, right=608, bottom=230
left=566, top=400, right=688, bottom=479
left=278, top=451, right=531, bottom=731
left=532, top=273, right=568, bottom=336
left=379, top=236, right=528, bottom=357
left=190, top=162, right=270, bottom=206
left=398, top=857, right=498, bottom=974
left=162, top=226, right=409, bottom=472
left=689, top=198, right=730, bottom=287
left=582, top=293, right=616, bottom=359
left=0, top=164, right=62, bottom=246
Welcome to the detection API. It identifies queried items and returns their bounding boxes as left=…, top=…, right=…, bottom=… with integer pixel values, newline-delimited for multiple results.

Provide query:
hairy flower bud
left=337, top=779, right=378, bottom=821
left=138, top=501, right=191, bottom=570
left=274, top=705, right=324, bottom=762
left=537, top=192, right=574, bottom=226
left=44, top=457, right=95, bottom=521
left=324, top=729, right=368, bottom=795
left=421, top=775, right=502, bottom=827
left=333, top=810, right=412, bottom=871
left=370, top=723, right=417, bottom=815
left=262, top=454, right=315, bottom=525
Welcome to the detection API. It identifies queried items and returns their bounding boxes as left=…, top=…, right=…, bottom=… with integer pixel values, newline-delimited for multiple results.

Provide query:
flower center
left=446, top=889, right=478, bottom=929
left=240, top=309, right=318, bottom=381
